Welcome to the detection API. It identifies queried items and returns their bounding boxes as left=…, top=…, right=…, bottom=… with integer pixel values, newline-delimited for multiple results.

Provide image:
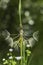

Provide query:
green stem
left=19, top=0, right=22, bottom=28
left=20, top=35, right=23, bottom=65
left=26, top=56, right=28, bottom=65
left=22, top=43, right=26, bottom=65
left=19, top=0, right=23, bottom=64
left=19, top=0, right=25, bottom=65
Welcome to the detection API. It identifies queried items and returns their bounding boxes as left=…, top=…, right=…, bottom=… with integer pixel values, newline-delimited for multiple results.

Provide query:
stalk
left=22, top=41, right=26, bottom=65
left=20, top=33, right=23, bottom=65
left=19, top=0, right=22, bottom=28
left=19, top=0, right=26, bottom=65
left=19, top=0, right=23, bottom=65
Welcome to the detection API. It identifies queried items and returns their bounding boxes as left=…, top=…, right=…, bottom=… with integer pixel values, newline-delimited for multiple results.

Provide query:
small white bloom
left=28, top=20, right=34, bottom=25
left=9, top=56, right=13, bottom=59
left=24, top=11, right=30, bottom=17
left=26, top=44, right=31, bottom=47
left=9, top=48, right=13, bottom=52
left=15, top=56, right=22, bottom=60
left=2, top=58, right=5, bottom=61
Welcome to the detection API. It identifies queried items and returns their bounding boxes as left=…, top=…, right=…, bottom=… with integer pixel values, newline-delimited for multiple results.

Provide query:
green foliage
left=2, top=51, right=16, bottom=65
left=26, top=50, right=31, bottom=56
left=0, top=0, right=43, bottom=65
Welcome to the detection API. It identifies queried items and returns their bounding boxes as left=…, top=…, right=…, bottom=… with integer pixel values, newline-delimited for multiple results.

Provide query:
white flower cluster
left=2, top=56, right=13, bottom=61
left=0, top=0, right=10, bottom=9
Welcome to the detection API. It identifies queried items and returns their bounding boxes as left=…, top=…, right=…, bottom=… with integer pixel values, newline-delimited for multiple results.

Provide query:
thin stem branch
left=19, top=0, right=22, bottom=28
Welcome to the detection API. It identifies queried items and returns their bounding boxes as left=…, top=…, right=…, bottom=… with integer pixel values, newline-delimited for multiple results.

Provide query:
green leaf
left=26, top=50, right=31, bottom=56
left=11, top=60, right=16, bottom=65
left=3, top=60, right=8, bottom=65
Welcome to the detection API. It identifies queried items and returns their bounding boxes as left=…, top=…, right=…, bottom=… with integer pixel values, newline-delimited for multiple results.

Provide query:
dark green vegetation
left=0, top=0, right=43, bottom=65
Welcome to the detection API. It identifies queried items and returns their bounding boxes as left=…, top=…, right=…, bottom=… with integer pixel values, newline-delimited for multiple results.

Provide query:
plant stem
left=19, top=0, right=22, bottom=28
left=19, top=0, right=23, bottom=64
left=19, top=0, right=25, bottom=65
left=22, top=42, right=26, bottom=65
left=19, top=30, right=23, bottom=65
left=26, top=56, right=28, bottom=65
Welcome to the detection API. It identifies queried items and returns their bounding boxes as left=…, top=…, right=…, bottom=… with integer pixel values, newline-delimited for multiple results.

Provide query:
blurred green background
left=0, top=0, right=43, bottom=65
